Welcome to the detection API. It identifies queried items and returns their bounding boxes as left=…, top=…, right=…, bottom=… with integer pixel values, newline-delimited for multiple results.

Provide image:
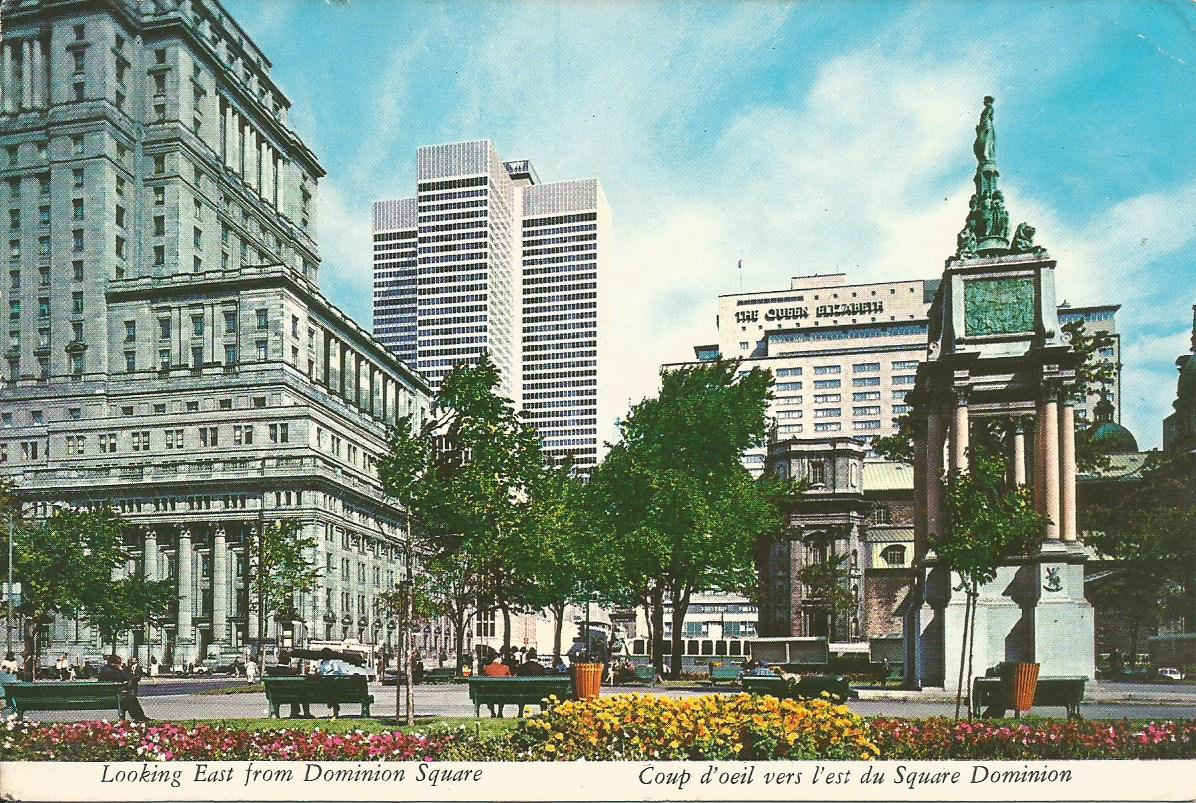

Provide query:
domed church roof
left=1081, top=395, right=1138, bottom=454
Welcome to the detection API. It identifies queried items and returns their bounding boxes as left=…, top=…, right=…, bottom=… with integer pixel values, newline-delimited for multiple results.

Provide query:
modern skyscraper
left=373, top=144, right=610, bottom=467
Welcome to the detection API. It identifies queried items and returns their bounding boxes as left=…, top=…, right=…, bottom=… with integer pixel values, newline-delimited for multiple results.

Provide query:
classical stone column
left=925, top=408, right=945, bottom=547
left=1012, top=418, right=1027, bottom=486
left=1041, top=393, right=1061, bottom=541
left=176, top=529, right=194, bottom=660
left=211, top=527, right=228, bottom=649
left=1059, top=399, right=1077, bottom=542
left=912, top=425, right=928, bottom=560
left=224, top=105, right=236, bottom=169
left=30, top=39, right=42, bottom=109
left=2, top=43, right=12, bottom=114
left=143, top=530, right=159, bottom=658
left=949, top=391, right=969, bottom=474
left=21, top=41, right=33, bottom=110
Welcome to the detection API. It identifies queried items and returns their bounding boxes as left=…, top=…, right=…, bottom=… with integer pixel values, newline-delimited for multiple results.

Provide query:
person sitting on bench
left=515, top=649, right=546, bottom=677
left=481, top=655, right=512, bottom=717
left=97, top=655, right=147, bottom=722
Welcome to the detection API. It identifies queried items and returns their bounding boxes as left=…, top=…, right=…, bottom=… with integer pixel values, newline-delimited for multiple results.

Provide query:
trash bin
left=1012, top=662, right=1040, bottom=716
left=572, top=662, right=604, bottom=700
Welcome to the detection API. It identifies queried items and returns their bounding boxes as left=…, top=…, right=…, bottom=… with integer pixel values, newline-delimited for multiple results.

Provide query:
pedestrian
left=56, top=653, right=69, bottom=680
left=149, top=655, right=159, bottom=682
left=97, top=655, right=147, bottom=722
left=128, top=659, right=143, bottom=694
left=245, top=655, right=258, bottom=684
left=438, top=650, right=447, bottom=669
left=0, top=652, right=18, bottom=674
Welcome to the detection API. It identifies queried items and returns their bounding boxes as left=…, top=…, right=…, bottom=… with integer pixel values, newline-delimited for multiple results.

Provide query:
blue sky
left=226, top=0, right=1196, bottom=449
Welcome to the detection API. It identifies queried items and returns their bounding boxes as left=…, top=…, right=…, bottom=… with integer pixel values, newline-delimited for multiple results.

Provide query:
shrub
left=514, top=693, right=878, bottom=761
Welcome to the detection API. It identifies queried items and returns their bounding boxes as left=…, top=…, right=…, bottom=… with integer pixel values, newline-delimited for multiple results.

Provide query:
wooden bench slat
left=467, top=677, right=573, bottom=717
left=2, top=682, right=125, bottom=720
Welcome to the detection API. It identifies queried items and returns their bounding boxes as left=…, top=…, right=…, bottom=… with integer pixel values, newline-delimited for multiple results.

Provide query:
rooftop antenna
left=738, top=259, right=743, bottom=292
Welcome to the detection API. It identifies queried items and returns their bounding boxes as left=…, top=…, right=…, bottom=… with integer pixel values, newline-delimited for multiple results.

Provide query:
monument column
left=912, top=421, right=928, bottom=560
left=925, top=407, right=945, bottom=546
left=1041, top=391, right=1061, bottom=541
left=1012, top=417, right=1028, bottom=486
left=176, top=529, right=194, bottom=662
left=949, top=391, right=969, bottom=473
left=1059, top=397, right=1077, bottom=543
left=211, top=527, right=228, bottom=651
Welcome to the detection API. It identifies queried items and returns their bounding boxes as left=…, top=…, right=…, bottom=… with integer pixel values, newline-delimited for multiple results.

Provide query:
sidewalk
left=856, top=685, right=1196, bottom=706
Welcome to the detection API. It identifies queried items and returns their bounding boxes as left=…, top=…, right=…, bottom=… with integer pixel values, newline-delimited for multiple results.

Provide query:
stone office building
left=0, top=0, right=442, bottom=667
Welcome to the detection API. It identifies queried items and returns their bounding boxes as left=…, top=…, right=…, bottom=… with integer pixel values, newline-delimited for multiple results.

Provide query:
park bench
left=633, top=665, right=654, bottom=684
left=263, top=675, right=374, bottom=718
left=421, top=668, right=456, bottom=684
left=971, top=675, right=1086, bottom=719
left=2, top=681, right=125, bottom=721
left=741, top=674, right=856, bottom=703
left=467, top=676, right=573, bottom=718
left=883, top=661, right=904, bottom=687
left=708, top=664, right=741, bottom=685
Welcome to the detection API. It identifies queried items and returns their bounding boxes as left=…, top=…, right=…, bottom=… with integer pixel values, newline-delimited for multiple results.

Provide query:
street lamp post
left=6, top=512, right=13, bottom=658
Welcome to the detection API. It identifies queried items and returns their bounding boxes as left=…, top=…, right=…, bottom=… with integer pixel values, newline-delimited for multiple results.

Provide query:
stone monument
left=903, top=97, right=1094, bottom=690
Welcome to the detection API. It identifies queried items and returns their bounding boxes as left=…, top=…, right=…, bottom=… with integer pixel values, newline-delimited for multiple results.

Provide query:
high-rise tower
left=373, top=144, right=609, bottom=467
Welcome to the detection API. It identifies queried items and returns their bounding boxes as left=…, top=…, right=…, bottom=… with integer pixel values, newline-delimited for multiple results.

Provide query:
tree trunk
left=669, top=587, right=690, bottom=680
left=964, top=592, right=978, bottom=719
left=451, top=605, right=467, bottom=672
left=650, top=585, right=664, bottom=678
left=500, top=603, right=511, bottom=658
left=551, top=601, right=565, bottom=660
left=954, top=581, right=973, bottom=721
left=23, top=616, right=36, bottom=680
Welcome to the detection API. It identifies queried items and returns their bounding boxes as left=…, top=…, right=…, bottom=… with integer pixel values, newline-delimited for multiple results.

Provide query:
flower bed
left=514, top=693, right=878, bottom=760
left=0, top=719, right=458, bottom=762
left=869, top=717, right=1196, bottom=760
left=3, top=701, right=1196, bottom=761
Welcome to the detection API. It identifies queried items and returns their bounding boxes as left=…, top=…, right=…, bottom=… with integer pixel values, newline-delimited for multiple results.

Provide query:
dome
left=1177, top=354, right=1196, bottom=404
left=1083, top=421, right=1139, bottom=454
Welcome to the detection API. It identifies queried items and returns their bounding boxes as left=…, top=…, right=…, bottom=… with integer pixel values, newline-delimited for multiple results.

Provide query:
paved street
left=15, top=679, right=1196, bottom=724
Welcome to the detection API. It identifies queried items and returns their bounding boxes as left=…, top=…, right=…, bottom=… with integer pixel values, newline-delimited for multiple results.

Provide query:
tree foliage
left=588, top=361, right=788, bottom=676
left=794, top=552, right=857, bottom=638
left=379, top=354, right=547, bottom=654
left=248, top=519, right=320, bottom=625
left=1082, top=450, right=1196, bottom=632
left=87, top=566, right=174, bottom=657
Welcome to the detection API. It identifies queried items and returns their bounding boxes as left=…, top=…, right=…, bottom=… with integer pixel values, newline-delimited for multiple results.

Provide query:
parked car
left=317, top=658, right=375, bottom=682
left=1158, top=667, right=1184, bottom=681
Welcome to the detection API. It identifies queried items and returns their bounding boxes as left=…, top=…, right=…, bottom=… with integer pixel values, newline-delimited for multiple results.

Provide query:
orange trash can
left=572, top=662, right=604, bottom=700
left=1012, top=662, right=1040, bottom=716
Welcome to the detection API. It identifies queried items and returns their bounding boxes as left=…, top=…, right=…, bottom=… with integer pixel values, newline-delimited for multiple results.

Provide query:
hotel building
left=0, top=0, right=454, bottom=667
left=671, top=273, right=1121, bottom=472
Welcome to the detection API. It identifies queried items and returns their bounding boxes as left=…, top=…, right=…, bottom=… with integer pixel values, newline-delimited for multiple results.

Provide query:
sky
left=225, top=0, right=1196, bottom=450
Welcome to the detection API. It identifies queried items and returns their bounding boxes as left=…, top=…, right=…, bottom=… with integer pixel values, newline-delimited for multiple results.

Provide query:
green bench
left=883, top=661, right=904, bottom=687
left=421, top=668, right=456, bottom=684
left=467, top=676, right=573, bottom=718
left=741, top=674, right=855, bottom=703
left=709, top=664, right=741, bottom=684
left=263, top=675, right=374, bottom=718
left=2, top=681, right=125, bottom=721
left=971, top=675, right=1086, bottom=719
left=633, top=665, right=655, bottom=684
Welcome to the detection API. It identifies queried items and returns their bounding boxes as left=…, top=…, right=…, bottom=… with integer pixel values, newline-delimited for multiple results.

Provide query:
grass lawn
left=196, top=684, right=264, bottom=695
left=169, top=715, right=518, bottom=736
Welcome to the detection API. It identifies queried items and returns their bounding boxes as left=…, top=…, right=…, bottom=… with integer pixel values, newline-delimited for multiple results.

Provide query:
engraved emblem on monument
left=963, top=276, right=1035, bottom=337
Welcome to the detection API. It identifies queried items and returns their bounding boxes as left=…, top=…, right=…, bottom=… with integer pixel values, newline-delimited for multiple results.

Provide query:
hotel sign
left=735, top=301, right=884, bottom=324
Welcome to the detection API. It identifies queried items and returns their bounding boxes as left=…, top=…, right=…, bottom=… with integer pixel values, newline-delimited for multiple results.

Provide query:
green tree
left=1083, top=450, right=1196, bottom=634
left=589, top=361, right=787, bottom=677
left=86, top=566, right=174, bottom=658
left=0, top=507, right=134, bottom=678
left=937, top=436, right=1044, bottom=718
left=379, top=355, right=546, bottom=656
left=248, top=519, right=320, bottom=657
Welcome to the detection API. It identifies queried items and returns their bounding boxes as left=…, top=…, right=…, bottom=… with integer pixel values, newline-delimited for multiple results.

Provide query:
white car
left=318, top=659, right=375, bottom=682
left=1157, top=667, right=1184, bottom=681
